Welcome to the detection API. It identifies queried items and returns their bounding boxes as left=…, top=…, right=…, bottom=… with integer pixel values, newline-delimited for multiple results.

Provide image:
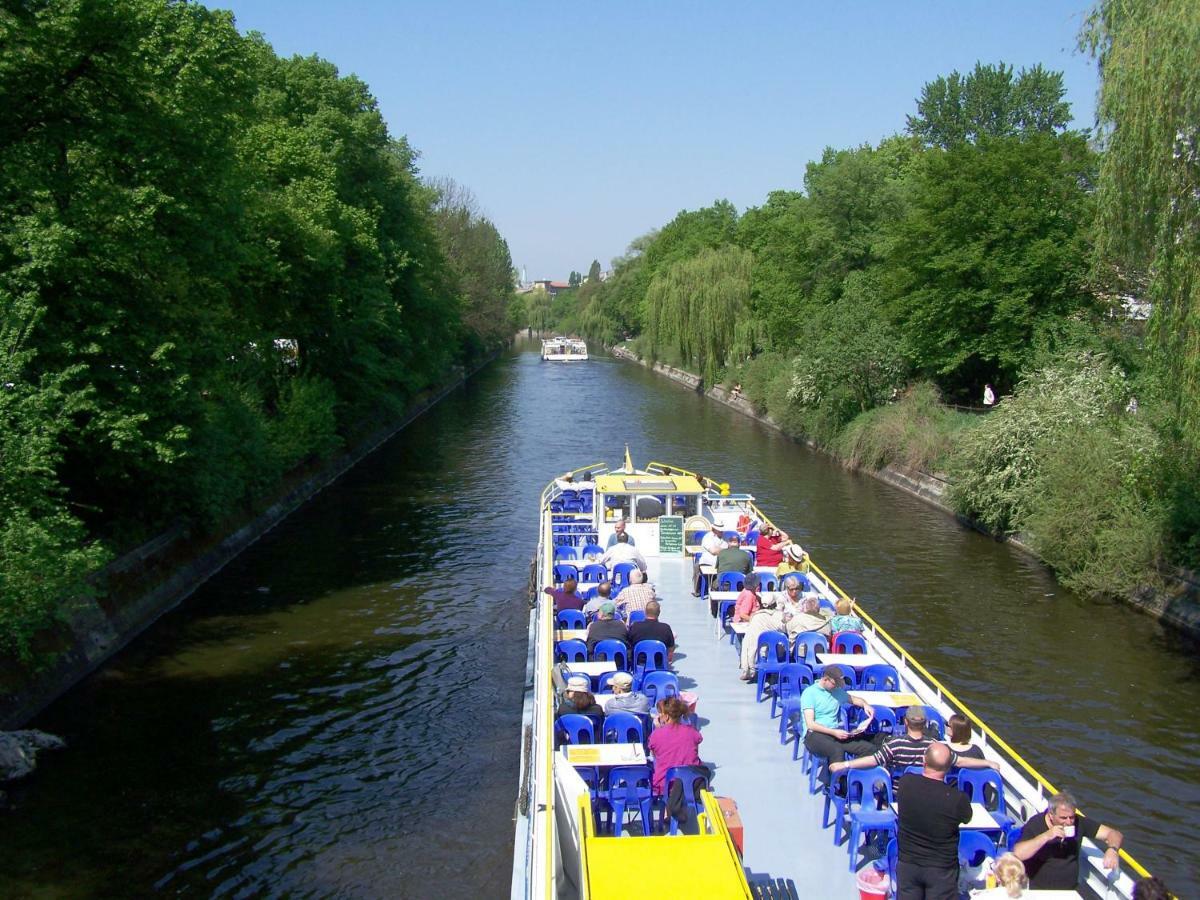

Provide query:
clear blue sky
left=219, top=1, right=1100, bottom=281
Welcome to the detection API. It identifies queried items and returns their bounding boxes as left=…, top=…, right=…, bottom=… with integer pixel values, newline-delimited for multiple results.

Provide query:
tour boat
left=511, top=452, right=1152, bottom=898
left=542, top=337, right=589, bottom=361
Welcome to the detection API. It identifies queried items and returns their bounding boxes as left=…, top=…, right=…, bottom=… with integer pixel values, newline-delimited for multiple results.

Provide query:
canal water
left=2, top=341, right=1197, bottom=896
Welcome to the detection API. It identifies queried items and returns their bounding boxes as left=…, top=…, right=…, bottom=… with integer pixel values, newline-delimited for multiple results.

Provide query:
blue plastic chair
left=859, top=705, right=898, bottom=737
left=958, top=830, right=998, bottom=870
left=556, top=610, right=586, bottom=630
left=792, top=632, right=829, bottom=665
left=663, top=766, right=710, bottom=834
left=859, top=664, right=900, bottom=692
left=580, top=563, right=607, bottom=583
left=632, top=639, right=669, bottom=674
left=579, top=588, right=598, bottom=600
left=753, top=631, right=792, bottom=703
left=611, top=562, right=637, bottom=590
left=579, top=543, right=604, bottom=560
left=758, top=574, right=778, bottom=591
left=770, top=661, right=815, bottom=720
left=606, top=765, right=654, bottom=836
left=554, top=546, right=578, bottom=561
left=716, top=600, right=737, bottom=643
left=553, top=564, right=579, bottom=584
left=640, top=671, right=680, bottom=706
left=602, top=711, right=647, bottom=745
left=591, top=639, right=629, bottom=672
left=845, top=767, right=897, bottom=871
left=556, top=639, right=588, bottom=663
left=595, top=670, right=623, bottom=693
left=626, top=609, right=647, bottom=625
left=556, top=713, right=597, bottom=746
left=563, top=500, right=584, bottom=513
left=916, top=706, right=946, bottom=739
left=956, top=769, right=1015, bottom=836
left=831, top=632, right=868, bottom=655
left=715, top=572, right=745, bottom=591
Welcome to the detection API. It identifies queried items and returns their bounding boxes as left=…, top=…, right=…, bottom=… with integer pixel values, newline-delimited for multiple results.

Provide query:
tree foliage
left=1083, top=0, right=1200, bottom=459
left=907, top=62, right=1072, bottom=148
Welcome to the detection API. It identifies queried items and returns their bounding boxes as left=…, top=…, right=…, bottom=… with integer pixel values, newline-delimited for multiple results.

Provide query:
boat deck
left=649, top=555, right=860, bottom=897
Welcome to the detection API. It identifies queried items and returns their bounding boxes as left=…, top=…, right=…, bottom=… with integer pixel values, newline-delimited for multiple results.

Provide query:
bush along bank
left=0, top=357, right=495, bottom=731
left=612, top=344, right=1200, bottom=638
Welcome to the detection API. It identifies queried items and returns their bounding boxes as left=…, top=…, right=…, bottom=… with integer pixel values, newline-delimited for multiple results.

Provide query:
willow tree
left=644, top=246, right=755, bottom=384
left=1083, top=0, right=1200, bottom=455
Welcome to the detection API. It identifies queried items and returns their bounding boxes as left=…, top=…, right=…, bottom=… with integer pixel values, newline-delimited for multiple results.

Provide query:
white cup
left=1061, top=825, right=1076, bottom=839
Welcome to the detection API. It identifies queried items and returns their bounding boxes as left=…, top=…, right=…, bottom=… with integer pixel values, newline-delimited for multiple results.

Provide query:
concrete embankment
left=0, top=358, right=495, bottom=729
left=610, top=344, right=1200, bottom=637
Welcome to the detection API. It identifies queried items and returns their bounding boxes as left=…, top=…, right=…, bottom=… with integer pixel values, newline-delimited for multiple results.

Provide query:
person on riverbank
left=615, top=568, right=655, bottom=616
left=605, top=517, right=635, bottom=547
left=895, top=742, right=972, bottom=900
left=716, top=534, right=754, bottom=575
left=603, top=671, right=651, bottom=715
left=799, top=665, right=879, bottom=788
left=585, top=602, right=629, bottom=652
left=1012, top=791, right=1123, bottom=890
left=755, top=525, right=790, bottom=568
left=545, top=577, right=585, bottom=613
left=983, top=384, right=996, bottom=406
left=628, top=600, right=675, bottom=663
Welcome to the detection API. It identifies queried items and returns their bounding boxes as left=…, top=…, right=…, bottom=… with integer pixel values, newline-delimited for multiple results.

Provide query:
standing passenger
left=895, top=742, right=971, bottom=900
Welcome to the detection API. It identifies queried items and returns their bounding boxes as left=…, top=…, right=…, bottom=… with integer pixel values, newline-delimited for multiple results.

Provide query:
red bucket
left=855, top=867, right=889, bottom=900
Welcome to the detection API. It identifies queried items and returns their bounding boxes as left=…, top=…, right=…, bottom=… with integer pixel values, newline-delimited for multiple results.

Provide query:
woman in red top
left=647, top=696, right=703, bottom=794
left=754, top=526, right=789, bottom=568
left=731, top=572, right=761, bottom=622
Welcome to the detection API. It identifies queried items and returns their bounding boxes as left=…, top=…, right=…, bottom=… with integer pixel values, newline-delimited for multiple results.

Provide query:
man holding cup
left=1013, top=790, right=1124, bottom=889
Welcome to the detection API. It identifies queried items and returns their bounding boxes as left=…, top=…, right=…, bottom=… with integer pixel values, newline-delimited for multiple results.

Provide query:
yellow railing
left=746, top=499, right=1151, bottom=880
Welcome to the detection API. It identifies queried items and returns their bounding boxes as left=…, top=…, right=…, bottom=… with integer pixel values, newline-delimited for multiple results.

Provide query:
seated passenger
left=754, top=525, right=790, bottom=568
left=628, top=600, right=675, bottom=663
left=585, top=602, right=628, bottom=652
left=775, top=543, right=812, bottom=577
left=973, top=853, right=1028, bottom=898
left=600, top=532, right=648, bottom=573
left=1013, top=790, right=1123, bottom=889
left=799, top=666, right=878, bottom=788
left=738, top=594, right=784, bottom=681
left=647, top=696, right=702, bottom=795
left=830, top=706, right=998, bottom=776
left=603, top=671, right=651, bottom=715
left=556, top=674, right=603, bottom=718
left=782, top=592, right=833, bottom=637
left=546, top=577, right=585, bottom=613
left=615, top=569, right=656, bottom=616
left=582, top=581, right=614, bottom=618
left=946, top=713, right=985, bottom=760
left=827, top=597, right=864, bottom=634
left=715, top=534, right=753, bottom=575
left=731, top=573, right=761, bottom=623
left=605, top=517, right=635, bottom=548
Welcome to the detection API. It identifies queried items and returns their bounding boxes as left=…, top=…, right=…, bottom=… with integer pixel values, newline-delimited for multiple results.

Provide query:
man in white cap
left=603, top=671, right=651, bottom=715
left=605, top=517, right=635, bottom=548
left=692, top=521, right=728, bottom=596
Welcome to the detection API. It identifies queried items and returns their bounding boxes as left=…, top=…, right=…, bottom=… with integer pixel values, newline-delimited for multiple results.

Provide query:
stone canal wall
left=1, top=359, right=495, bottom=729
left=610, top=344, right=1200, bottom=638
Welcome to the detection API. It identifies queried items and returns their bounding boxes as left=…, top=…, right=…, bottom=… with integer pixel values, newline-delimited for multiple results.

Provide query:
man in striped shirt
left=830, top=706, right=1000, bottom=776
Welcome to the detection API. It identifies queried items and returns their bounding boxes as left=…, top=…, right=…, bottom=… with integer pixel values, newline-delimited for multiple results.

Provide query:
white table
left=555, top=629, right=588, bottom=642
left=815, top=652, right=887, bottom=669
left=565, top=660, right=617, bottom=676
left=893, top=801, right=1003, bottom=833
left=562, top=743, right=647, bottom=767
left=848, top=690, right=921, bottom=708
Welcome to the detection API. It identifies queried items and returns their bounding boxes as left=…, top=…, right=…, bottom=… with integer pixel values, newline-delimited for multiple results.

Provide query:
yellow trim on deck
left=577, top=792, right=751, bottom=899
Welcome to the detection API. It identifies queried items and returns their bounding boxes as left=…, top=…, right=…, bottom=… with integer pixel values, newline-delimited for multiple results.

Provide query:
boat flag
left=623, top=444, right=633, bottom=472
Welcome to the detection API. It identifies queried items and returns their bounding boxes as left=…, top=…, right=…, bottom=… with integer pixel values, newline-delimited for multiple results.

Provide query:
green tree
left=1082, top=0, right=1200, bottom=459
left=907, top=62, right=1072, bottom=149
left=644, top=246, right=755, bottom=383
left=587, top=259, right=602, bottom=283
left=889, top=133, right=1098, bottom=395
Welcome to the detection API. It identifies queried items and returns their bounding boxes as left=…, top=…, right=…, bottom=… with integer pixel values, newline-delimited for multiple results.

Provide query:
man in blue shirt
left=800, top=665, right=882, bottom=788
left=605, top=518, right=635, bottom=548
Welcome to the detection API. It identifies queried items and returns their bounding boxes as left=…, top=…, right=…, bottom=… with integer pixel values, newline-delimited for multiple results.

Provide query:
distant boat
left=542, top=337, right=588, bottom=361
